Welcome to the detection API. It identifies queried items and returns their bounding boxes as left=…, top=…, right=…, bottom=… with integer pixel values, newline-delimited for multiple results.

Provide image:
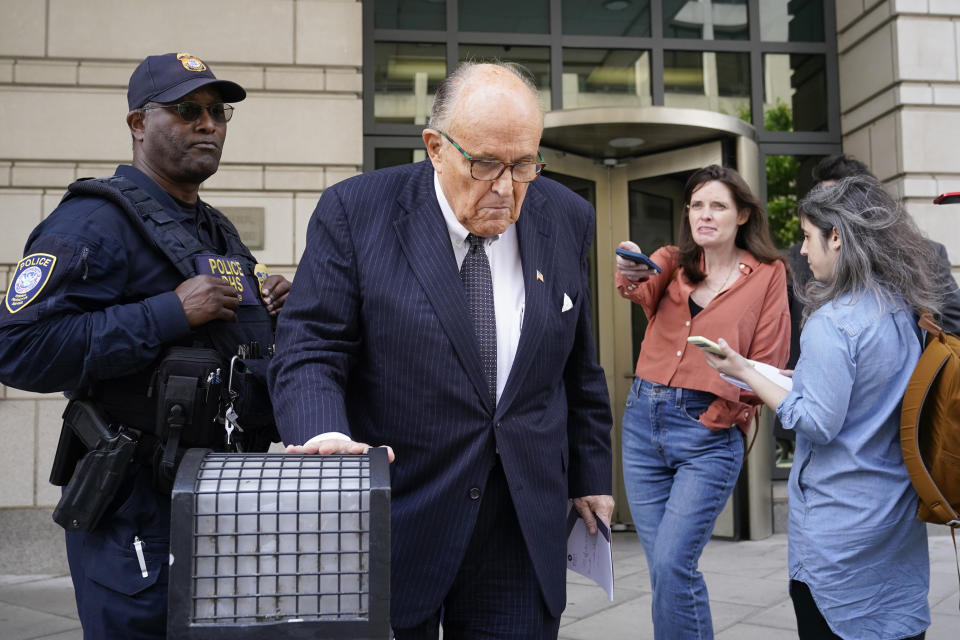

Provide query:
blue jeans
left=621, top=378, right=744, bottom=640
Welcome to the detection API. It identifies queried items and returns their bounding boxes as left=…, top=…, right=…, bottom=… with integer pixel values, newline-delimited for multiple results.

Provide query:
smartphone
left=687, top=336, right=726, bottom=357
left=933, top=192, right=960, bottom=205
left=615, top=248, right=662, bottom=273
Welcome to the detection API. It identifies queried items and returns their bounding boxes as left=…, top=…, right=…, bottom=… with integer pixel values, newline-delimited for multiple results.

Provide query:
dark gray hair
left=427, top=61, right=541, bottom=132
left=796, top=174, right=941, bottom=323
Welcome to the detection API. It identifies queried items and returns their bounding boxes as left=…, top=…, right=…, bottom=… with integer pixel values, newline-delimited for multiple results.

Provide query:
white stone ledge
left=841, top=86, right=898, bottom=134
left=77, top=61, right=137, bottom=87
left=932, top=85, right=960, bottom=105
left=75, top=163, right=122, bottom=180
left=266, top=67, right=326, bottom=92
left=892, top=0, right=930, bottom=15
left=13, top=60, right=78, bottom=86
left=325, top=69, right=362, bottom=93
left=837, top=1, right=893, bottom=54
left=325, top=166, right=361, bottom=188
left=264, top=166, right=325, bottom=191
left=898, top=82, right=934, bottom=105
left=202, top=165, right=265, bottom=191
left=11, top=162, right=77, bottom=188
left=2, top=57, right=356, bottom=95
left=0, top=59, right=13, bottom=83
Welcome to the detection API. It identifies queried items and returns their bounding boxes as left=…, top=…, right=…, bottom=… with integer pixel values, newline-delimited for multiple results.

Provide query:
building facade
left=0, top=0, right=957, bottom=572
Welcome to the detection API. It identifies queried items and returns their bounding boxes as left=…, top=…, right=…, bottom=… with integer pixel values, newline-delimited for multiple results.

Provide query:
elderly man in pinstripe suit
left=269, top=62, right=614, bottom=639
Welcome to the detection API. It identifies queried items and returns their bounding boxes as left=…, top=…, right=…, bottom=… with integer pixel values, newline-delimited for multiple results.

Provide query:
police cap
left=127, top=52, right=246, bottom=110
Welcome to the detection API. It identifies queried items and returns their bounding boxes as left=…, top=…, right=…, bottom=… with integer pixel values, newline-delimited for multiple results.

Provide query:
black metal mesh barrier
left=168, top=448, right=391, bottom=639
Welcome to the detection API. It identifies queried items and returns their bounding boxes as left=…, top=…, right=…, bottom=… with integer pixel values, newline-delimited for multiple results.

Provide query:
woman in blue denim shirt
left=706, top=174, right=942, bottom=640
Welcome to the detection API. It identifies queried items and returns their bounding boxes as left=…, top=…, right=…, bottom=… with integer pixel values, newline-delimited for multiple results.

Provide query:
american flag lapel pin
left=536, top=270, right=544, bottom=283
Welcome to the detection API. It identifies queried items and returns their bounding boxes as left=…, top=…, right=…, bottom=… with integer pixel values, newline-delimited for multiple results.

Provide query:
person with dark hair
left=811, top=153, right=871, bottom=184
left=705, top=174, right=938, bottom=640
left=270, top=62, right=613, bottom=638
left=615, top=165, right=790, bottom=639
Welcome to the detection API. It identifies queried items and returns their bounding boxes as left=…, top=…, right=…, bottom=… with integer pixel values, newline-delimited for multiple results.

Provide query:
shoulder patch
left=6, top=253, right=57, bottom=313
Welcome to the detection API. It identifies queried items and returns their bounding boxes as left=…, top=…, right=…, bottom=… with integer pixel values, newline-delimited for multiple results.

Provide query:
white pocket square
left=561, top=293, right=573, bottom=312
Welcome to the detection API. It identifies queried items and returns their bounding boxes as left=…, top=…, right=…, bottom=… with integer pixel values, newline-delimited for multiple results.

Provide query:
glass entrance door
left=542, top=142, right=724, bottom=526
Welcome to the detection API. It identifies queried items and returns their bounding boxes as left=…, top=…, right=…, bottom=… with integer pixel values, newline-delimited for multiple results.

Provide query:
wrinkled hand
left=175, top=275, right=240, bottom=326
left=703, top=338, right=752, bottom=379
left=285, top=436, right=396, bottom=463
left=572, top=494, right=615, bottom=536
left=261, top=274, right=291, bottom=316
left=616, top=241, right=659, bottom=283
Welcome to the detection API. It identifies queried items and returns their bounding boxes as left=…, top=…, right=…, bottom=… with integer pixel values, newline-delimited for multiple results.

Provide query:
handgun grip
left=62, top=400, right=116, bottom=450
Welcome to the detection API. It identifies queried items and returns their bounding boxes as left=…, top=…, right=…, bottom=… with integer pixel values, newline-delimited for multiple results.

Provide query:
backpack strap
left=65, top=175, right=207, bottom=279
left=900, top=332, right=958, bottom=525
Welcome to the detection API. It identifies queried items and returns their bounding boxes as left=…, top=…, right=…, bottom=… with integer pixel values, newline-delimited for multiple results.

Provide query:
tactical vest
left=63, top=176, right=277, bottom=447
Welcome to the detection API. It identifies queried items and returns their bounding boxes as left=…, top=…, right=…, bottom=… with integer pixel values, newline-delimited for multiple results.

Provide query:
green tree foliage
left=763, top=102, right=802, bottom=248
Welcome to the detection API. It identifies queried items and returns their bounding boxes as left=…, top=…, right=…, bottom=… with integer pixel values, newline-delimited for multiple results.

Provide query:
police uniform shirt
left=0, top=165, right=214, bottom=394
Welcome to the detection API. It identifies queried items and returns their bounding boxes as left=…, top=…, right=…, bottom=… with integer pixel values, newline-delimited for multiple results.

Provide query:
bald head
left=429, top=62, right=543, bottom=134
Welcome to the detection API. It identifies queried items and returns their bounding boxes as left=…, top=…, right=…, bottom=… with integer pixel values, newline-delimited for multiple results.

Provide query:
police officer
left=0, top=53, right=290, bottom=639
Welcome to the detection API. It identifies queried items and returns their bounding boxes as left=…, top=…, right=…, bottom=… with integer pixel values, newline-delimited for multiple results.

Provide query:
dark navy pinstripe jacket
left=269, top=160, right=613, bottom=627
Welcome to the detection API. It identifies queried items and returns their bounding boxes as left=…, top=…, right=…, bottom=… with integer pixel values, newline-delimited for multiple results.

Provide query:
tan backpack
left=900, top=313, right=960, bottom=604
left=901, top=313, right=960, bottom=526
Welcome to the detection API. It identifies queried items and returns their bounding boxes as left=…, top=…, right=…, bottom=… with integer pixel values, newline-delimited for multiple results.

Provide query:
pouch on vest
left=151, top=346, right=224, bottom=452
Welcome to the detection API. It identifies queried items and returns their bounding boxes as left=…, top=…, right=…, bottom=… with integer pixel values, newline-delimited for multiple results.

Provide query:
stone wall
left=837, top=0, right=960, bottom=275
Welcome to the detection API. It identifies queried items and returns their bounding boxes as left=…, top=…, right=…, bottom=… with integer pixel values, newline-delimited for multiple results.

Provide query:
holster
left=51, top=400, right=138, bottom=532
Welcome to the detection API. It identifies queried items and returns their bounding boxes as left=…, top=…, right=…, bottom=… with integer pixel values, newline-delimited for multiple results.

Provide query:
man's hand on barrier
left=285, top=432, right=396, bottom=463
left=261, top=275, right=291, bottom=316
left=175, top=275, right=240, bottom=326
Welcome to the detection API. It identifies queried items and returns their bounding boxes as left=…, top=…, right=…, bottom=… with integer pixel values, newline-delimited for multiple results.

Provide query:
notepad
left=720, top=359, right=793, bottom=392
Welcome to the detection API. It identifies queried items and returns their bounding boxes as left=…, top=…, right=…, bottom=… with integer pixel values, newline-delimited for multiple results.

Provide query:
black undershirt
left=689, top=296, right=704, bottom=318
left=171, top=195, right=223, bottom=253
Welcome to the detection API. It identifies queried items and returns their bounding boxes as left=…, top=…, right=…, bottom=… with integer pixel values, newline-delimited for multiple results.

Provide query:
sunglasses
left=141, top=101, right=234, bottom=124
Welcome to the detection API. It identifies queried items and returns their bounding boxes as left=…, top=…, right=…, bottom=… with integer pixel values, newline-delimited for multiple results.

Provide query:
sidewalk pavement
left=2, top=532, right=957, bottom=639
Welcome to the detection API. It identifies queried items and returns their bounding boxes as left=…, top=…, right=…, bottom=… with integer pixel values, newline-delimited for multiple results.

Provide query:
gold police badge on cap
left=177, top=53, right=207, bottom=72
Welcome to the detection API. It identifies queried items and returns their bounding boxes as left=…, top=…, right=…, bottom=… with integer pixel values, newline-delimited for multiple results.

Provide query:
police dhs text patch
left=196, top=255, right=259, bottom=305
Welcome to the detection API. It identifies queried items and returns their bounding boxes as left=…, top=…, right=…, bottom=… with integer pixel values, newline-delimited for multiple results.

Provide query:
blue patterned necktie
left=461, top=233, right=497, bottom=404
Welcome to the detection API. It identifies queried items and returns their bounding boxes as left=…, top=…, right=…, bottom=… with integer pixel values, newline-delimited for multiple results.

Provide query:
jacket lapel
left=496, top=185, right=554, bottom=419
left=393, top=163, right=494, bottom=413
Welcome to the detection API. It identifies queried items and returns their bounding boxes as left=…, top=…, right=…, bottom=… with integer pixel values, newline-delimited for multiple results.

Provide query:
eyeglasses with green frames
left=440, top=132, right=546, bottom=183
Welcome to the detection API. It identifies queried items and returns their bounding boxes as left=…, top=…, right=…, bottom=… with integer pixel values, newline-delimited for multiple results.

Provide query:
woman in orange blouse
left=615, top=165, right=790, bottom=640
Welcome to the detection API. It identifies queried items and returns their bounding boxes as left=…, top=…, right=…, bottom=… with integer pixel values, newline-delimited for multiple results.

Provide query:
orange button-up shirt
left=616, top=246, right=791, bottom=433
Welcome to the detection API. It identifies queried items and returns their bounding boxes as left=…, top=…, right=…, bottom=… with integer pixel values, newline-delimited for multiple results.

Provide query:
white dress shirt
left=434, top=173, right=525, bottom=404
